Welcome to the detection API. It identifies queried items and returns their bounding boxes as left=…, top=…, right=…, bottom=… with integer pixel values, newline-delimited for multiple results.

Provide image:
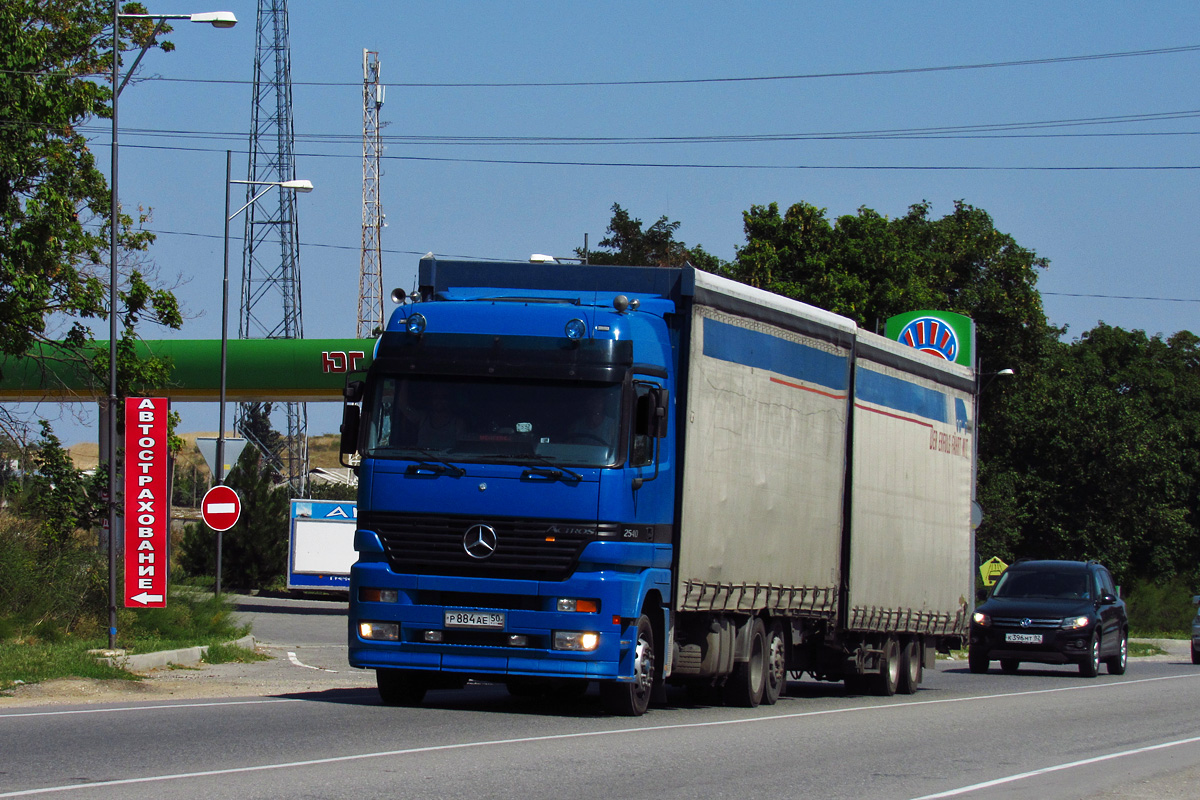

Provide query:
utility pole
left=358, top=50, right=385, bottom=338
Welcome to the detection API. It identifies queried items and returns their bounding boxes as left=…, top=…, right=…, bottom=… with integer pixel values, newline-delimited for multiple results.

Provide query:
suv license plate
left=1005, top=632, right=1043, bottom=644
left=444, top=610, right=505, bottom=629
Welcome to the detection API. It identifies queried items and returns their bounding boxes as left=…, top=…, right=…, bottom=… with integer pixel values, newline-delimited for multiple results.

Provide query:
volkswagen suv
left=969, top=560, right=1127, bottom=677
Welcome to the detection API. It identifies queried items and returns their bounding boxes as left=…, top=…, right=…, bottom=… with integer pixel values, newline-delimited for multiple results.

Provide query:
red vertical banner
left=124, top=397, right=169, bottom=608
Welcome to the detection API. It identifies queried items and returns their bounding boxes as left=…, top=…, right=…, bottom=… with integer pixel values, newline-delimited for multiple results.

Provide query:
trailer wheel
left=600, top=614, right=655, bottom=716
left=873, top=637, right=901, bottom=696
left=897, top=638, right=922, bottom=694
left=376, top=668, right=428, bottom=706
left=762, top=622, right=787, bottom=705
left=723, top=618, right=767, bottom=707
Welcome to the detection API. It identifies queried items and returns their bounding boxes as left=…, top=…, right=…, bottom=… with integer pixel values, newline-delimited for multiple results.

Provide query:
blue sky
left=54, top=1, right=1200, bottom=444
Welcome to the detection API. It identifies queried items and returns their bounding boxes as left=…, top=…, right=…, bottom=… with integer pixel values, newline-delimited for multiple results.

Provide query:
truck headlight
left=553, top=631, right=600, bottom=651
left=359, top=588, right=399, bottom=603
left=556, top=598, right=599, bottom=613
left=359, top=621, right=400, bottom=641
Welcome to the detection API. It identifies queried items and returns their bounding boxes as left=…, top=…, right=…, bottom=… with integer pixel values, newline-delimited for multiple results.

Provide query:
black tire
left=1193, top=643, right=1200, bottom=666
left=873, top=637, right=901, bottom=696
left=1079, top=633, right=1101, bottom=678
left=762, top=622, right=787, bottom=705
left=897, top=638, right=922, bottom=694
left=376, top=668, right=428, bottom=706
left=1106, top=632, right=1128, bottom=675
left=967, top=649, right=989, bottom=674
left=723, top=618, right=768, bottom=707
left=999, top=658, right=1020, bottom=674
left=600, top=614, right=656, bottom=716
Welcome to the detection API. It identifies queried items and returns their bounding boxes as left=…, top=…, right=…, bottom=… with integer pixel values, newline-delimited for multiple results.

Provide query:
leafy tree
left=1, top=2, right=182, bottom=374
left=178, top=446, right=290, bottom=590
left=24, top=421, right=103, bottom=552
left=578, top=203, right=727, bottom=270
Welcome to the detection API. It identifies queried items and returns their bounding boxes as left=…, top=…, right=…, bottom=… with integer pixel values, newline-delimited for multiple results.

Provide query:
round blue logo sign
left=898, top=316, right=958, bottom=361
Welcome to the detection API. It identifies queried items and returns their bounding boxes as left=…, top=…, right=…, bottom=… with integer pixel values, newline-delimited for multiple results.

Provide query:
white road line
left=287, top=652, right=338, bottom=672
left=910, top=734, right=1200, bottom=799
left=1, top=672, right=1197, bottom=796
left=0, top=698, right=301, bottom=719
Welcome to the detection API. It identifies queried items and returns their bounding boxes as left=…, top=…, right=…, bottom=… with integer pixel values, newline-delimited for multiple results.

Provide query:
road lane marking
left=287, top=652, right=338, bottom=672
left=2, top=671, right=1198, bottom=796
left=910, top=734, right=1200, bottom=799
left=0, top=695, right=302, bottom=724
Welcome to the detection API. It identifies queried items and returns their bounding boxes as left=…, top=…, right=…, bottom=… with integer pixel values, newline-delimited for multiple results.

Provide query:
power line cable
left=6, top=43, right=1199, bottom=87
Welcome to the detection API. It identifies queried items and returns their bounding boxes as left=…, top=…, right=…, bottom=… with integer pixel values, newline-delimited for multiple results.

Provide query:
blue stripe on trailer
left=702, top=317, right=849, bottom=393
left=856, top=368, right=948, bottom=423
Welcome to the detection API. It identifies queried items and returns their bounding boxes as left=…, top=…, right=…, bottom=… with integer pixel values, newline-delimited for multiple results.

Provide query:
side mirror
left=340, top=405, right=361, bottom=458
left=1098, top=592, right=1117, bottom=606
left=344, top=380, right=365, bottom=403
left=635, top=387, right=670, bottom=439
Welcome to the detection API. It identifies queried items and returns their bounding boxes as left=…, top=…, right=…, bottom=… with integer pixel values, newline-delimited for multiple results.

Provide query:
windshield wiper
left=520, top=455, right=582, bottom=483
left=405, top=450, right=466, bottom=477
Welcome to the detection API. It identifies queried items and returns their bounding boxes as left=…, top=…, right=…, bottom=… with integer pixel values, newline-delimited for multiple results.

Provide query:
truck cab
left=343, top=258, right=680, bottom=714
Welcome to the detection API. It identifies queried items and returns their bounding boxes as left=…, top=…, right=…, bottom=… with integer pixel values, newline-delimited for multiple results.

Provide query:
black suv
left=969, top=560, right=1128, bottom=677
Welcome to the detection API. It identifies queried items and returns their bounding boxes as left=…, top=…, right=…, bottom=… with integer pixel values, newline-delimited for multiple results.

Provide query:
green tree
left=1, top=2, right=182, bottom=371
left=24, top=421, right=103, bottom=552
left=178, top=446, right=289, bottom=590
left=578, top=203, right=728, bottom=270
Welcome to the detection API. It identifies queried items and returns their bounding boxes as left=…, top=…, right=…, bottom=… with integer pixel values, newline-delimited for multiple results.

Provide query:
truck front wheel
left=600, top=614, right=656, bottom=716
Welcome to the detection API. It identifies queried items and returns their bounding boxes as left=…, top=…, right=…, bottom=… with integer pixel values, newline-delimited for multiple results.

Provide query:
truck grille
left=362, top=511, right=615, bottom=581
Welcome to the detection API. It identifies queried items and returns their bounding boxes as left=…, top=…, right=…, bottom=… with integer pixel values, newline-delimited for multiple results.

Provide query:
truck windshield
left=364, top=375, right=623, bottom=467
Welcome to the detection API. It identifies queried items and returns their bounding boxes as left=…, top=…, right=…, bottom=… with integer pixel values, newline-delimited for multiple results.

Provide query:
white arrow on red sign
left=128, top=591, right=165, bottom=605
left=202, top=485, right=242, bottom=531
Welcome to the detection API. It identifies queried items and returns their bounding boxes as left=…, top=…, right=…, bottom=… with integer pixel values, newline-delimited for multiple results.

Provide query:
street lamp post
left=214, top=150, right=312, bottom=594
left=107, top=7, right=236, bottom=648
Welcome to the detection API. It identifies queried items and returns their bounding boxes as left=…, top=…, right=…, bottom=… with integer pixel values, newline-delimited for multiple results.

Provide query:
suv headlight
left=972, top=612, right=990, bottom=627
left=1060, top=615, right=1090, bottom=630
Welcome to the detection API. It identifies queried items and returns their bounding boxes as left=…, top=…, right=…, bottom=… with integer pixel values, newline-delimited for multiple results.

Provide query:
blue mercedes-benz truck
left=342, top=256, right=975, bottom=715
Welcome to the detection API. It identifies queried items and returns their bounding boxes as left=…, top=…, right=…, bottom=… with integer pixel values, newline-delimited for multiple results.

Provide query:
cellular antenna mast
left=239, top=0, right=308, bottom=491
left=358, top=49, right=385, bottom=338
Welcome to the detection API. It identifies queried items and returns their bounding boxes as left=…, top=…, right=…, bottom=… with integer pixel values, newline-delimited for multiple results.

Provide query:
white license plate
left=1005, top=632, right=1043, bottom=644
left=444, top=610, right=505, bottom=629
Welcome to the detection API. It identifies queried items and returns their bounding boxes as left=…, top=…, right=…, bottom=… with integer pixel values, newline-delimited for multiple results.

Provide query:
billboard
left=124, top=397, right=169, bottom=607
left=884, top=311, right=975, bottom=367
left=288, top=499, right=357, bottom=591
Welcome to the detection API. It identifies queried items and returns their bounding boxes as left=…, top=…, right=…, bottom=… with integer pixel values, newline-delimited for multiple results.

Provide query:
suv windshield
left=364, top=375, right=623, bottom=467
left=991, top=569, right=1091, bottom=600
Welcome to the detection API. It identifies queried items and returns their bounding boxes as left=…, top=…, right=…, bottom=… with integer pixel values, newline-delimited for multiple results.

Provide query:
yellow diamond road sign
left=979, top=556, right=1009, bottom=587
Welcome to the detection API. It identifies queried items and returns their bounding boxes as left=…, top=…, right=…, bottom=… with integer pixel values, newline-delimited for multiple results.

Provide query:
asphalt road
left=1, top=599, right=1198, bottom=800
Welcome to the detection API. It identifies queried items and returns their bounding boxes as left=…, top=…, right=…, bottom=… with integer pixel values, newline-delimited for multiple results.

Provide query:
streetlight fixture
left=214, top=149, right=313, bottom=593
left=107, top=7, right=236, bottom=649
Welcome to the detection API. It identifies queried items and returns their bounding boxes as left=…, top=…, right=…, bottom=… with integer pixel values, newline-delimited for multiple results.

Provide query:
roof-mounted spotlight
left=405, top=313, right=427, bottom=335
left=564, top=318, right=587, bottom=341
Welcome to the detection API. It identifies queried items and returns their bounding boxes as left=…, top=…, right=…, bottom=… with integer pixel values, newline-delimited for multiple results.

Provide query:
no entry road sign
left=202, top=485, right=242, bottom=531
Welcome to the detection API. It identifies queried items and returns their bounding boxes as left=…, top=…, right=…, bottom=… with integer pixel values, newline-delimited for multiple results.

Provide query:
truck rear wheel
left=600, top=614, right=655, bottom=716
left=762, top=621, right=787, bottom=705
left=873, top=636, right=901, bottom=696
left=897, top=638, right=922, bottom=694
left=723, top=618, right=767, bottom=707
left=377, top=668, right=428, bottom=706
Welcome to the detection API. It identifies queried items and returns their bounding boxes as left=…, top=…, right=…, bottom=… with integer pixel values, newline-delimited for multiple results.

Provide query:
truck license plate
left=1005, top=632, right=1042, bottom=644
left=444, top=610, right=505, bottom=629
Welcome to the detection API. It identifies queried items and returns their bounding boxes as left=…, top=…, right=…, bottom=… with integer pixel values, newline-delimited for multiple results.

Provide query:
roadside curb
left=94, top=635, right=257, bottom=672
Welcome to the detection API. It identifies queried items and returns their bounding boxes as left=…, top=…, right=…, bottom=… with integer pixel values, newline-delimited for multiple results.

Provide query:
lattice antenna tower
left=238, top=0, right=308, bottom=492
left=358, top=50, right=385, bottom=338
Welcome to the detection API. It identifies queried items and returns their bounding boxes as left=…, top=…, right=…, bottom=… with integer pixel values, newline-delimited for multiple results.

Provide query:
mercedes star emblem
left=463, top=524, right=498, bottom=559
